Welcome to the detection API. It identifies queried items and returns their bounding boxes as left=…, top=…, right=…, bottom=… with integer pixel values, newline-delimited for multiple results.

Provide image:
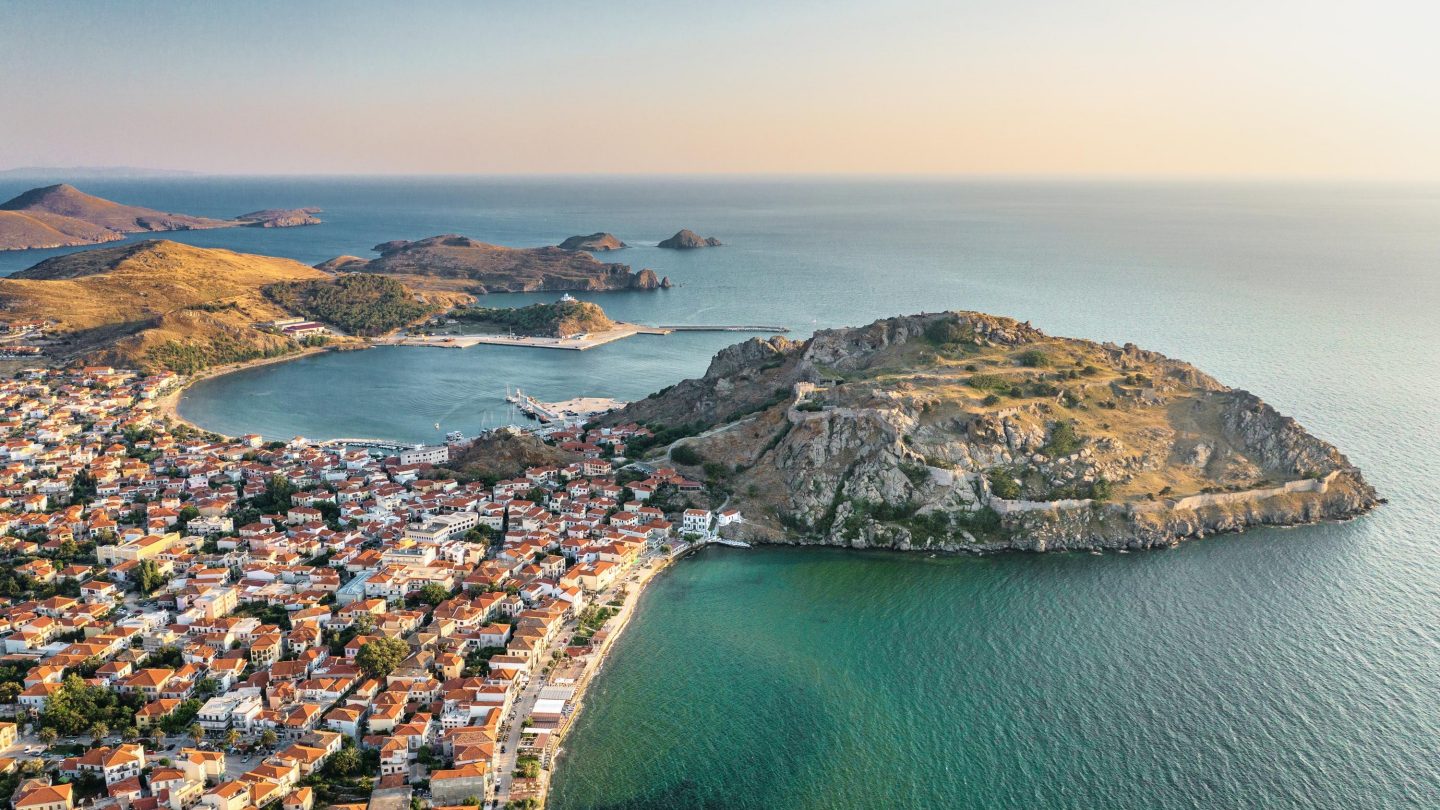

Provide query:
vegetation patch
left=264, top=274, right=436, bottom=336
left=452, top=299, right=614, bottom=337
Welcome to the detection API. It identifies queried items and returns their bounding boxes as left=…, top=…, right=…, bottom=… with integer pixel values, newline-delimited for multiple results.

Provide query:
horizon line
left=2, top=168, right=1438, bottom=185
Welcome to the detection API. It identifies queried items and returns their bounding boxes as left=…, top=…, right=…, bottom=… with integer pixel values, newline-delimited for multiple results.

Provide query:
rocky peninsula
left=0, top=184, right=320, bottom=250
left=603, top=311, right=1379, bottom=552
left=316, top=234, right=670, bottom=295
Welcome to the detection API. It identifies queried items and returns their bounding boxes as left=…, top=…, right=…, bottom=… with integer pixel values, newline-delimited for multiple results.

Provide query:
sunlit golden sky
left=1, top=0, right=1437, bottom=178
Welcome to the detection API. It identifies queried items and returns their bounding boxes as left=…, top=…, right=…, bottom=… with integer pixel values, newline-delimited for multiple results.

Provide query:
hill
left=0, top=240, right=350, bottom=372
left=602, top=311, right=1379, bottom=552
left=317, top=234, right=670, bottom=294
left=0, top=184, right=320, bottom=251
left=436, top=431, right=581, bottom=484
left=452, top=299, right=617, bottom=337
left=263, top=274, right=459, bottom=337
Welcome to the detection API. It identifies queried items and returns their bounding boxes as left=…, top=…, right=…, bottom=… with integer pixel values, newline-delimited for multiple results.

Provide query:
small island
left=558, top=232, right=626, bottom=251
left=658, top=228, right=722, bottom=249
left=236, top=207, right=324, bottom=228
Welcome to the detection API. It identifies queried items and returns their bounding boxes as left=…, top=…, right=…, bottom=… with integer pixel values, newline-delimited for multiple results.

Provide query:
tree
left=260, top=729, right=279, bottom=749
left=189, top=723, right=205, bottom=746
left=327, top=746, right=360, bottom=777
left=355, top=637, right=409, bottom=679
left=225, top=728, right=241, bottom=750
left=135, top=559, right=166, bottom=595
left=90, top=721, right=109, bottom=744
left=194, top=678, right=222, bottom=699
left=0, top=682, right=20, bottom=703
left=38, top=727, right=57, bottom=745
left=412, top=584, right=450, bottom=606
left=352, top=613, right=376, bottom=636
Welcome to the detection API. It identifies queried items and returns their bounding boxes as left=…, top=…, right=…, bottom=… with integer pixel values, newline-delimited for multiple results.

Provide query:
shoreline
left=150, top=345, right=339, bottom=438
left=525, top=545, right=691, bottom=806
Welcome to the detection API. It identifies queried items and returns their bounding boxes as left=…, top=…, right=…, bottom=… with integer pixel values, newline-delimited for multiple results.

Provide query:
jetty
left=377, top=323, right=789, bottom=353
left=656, top=325, right=789, bottom=333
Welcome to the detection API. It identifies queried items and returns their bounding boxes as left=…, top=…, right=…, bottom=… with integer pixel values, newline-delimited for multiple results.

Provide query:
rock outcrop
left=657, top=229, right=722, bottom=249
left=316, top=234, right=666, bottom=295
left=558, top=232, right=626, bottom=251
left=603, top=311, right=1379, bottom=553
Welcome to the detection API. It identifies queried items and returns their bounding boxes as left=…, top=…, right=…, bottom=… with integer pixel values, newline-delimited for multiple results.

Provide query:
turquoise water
left=3, top=178, right=1437, bottom=807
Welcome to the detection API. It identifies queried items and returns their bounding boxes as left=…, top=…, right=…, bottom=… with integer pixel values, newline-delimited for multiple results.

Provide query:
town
left=0, top=366, right=742, bottom=810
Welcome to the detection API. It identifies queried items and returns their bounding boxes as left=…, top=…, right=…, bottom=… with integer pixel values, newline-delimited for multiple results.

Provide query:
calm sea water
left=2, top=177, right=1437, bottom=807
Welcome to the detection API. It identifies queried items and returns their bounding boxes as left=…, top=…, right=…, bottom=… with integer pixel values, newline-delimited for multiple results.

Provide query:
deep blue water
left=2, top=177, right=1437, bottom=807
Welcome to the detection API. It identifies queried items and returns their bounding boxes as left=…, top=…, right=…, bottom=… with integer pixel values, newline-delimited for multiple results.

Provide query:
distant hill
left=0, top=240, right=349, bottom=373
left=318, top=234, right=670, bottom=294
left=0, top=184, right=320, bottom=251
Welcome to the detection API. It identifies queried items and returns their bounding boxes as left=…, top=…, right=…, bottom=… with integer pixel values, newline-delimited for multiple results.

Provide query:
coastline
left=149, top=345, right=341, bottom=438
left=522, top=545, right=689, bottom=806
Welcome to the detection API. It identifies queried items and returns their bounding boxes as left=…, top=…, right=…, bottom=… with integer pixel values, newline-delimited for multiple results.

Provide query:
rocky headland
left=316, top=234, right=670, bottom=295
left=603, top=311, right=1379, bottom=552
left=558, top=232, right=626, bottom=251
left=657, top=229, right=722, bottom=249
left=0, top=184, right=320, bottom=251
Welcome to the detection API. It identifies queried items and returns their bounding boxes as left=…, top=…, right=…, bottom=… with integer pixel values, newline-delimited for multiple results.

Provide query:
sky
left=1, top=0, right=1437, bottom=178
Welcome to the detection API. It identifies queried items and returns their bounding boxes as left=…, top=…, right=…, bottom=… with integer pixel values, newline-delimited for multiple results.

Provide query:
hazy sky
left=1, top=0, right=1437, bottom=177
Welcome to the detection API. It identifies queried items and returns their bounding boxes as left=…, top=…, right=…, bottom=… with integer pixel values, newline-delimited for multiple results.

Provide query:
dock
left=506, top=388, right=626, bottom=424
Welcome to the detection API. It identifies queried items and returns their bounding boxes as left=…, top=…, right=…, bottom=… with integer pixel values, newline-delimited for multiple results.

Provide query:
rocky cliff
left=603, top=312, right=1379, bottom=552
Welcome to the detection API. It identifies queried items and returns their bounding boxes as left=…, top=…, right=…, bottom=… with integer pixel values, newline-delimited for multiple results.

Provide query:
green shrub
left=1018, top=349, right=1050, bottom=367
left=1041, top=420, right=1083, bottom=457
left=670, top=445, right=702, bottom=466
left=987, top=469, right=1022, bottom=499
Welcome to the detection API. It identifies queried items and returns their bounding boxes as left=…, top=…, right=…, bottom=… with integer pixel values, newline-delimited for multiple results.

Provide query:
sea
left=1, top=177, right=1436, bottom=808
